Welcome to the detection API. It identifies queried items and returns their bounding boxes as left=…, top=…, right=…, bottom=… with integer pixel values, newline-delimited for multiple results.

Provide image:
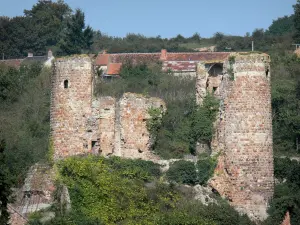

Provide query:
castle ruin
left=50, top=51, right=274, bottom=221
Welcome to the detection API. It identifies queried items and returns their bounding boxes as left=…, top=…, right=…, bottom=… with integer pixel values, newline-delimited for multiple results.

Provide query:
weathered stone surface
left=51, top=56, right=93, bottom=159
left=118, top=93, right=166, bottom=160
left=193, top=185, right=217, bottom=205
left=51, top=57, right=166, bottom=160
left=9, top=164, right=57, bottom=225
left=281, top=211, right=291, bottom=225
left=99, top=96, right=116, bottom=155
left=195, top=62, right=208, bottom=105
left=50, top=53, right=274, bottom=222
left=208, top=53, right=273, bottom=221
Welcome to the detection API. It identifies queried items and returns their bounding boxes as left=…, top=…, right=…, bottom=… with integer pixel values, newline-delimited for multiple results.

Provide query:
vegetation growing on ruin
left=166, top=158, right=217, bottom=186
left=27, top=155, right=254, bottom=225
left=2, top=1, right=300, bottom=224
left=96, top=62, right=219, bottom=159
left=263, top=158, right=300, bottom=225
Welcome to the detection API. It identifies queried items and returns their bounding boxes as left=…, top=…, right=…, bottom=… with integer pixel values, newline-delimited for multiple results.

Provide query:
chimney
left=28, top=52, right=33, bottom=57
left=160, top=49, right=167, bottom=61
left=48, top=49, right=53, bottom=59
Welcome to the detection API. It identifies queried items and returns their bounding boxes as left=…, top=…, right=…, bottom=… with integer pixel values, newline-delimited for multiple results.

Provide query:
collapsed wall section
left=98, top=96, right=116, bottom=155
left=209, top=53, right=274, bottom=221
left=50, top=56, right=93, bottom=159
left=117, top=93, right=166, bottom=160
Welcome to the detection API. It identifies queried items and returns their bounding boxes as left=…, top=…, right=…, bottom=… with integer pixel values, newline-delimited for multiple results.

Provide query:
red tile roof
left=107, top=63, right=122, bottom=75
left=95, top=50, right=231, bottom=75
left=0, top=59, right=24, bottom=68
left=165, top=52, right=230, bottom=61
left=109, top=53, right=161, bottom=64
left=95, top=54, right=110, bottom=66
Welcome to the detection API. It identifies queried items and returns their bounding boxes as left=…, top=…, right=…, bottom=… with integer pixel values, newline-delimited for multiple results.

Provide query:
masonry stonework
left=51, top=52, right=274, bottom=222
left=51, top=56, right=93, bottom=159
left=118, top=93, right=165, bottom=160
left=207, top=53, right=274, bottom=221
left=51, top=56, right=165, bottom=159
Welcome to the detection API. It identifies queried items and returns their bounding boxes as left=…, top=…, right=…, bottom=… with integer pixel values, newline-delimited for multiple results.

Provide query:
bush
left=103, top=156, right=161, bottom=181
left=264, top=158, right=300, bottom=224
left=0, top=64, right=50, bottom=183
left=167, top=160, right=197, bottom=185
left=197, top=158, right=217, bottom=185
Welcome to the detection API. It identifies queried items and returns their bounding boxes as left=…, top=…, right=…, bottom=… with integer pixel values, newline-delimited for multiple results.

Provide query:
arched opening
left=208, top=63, right=223, bottom=77
left=206, top=63, right=223, bottom=94
left=64, top=80, right=69, bottom=89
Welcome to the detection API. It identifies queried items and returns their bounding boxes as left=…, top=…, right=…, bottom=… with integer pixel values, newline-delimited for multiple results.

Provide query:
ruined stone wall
left=50, top=54, right=274, bottom=222
left=94, top=93, right=166, bottom=160
left=118, top=93, right=165, bottom=160
left=51, top=56, right=93, bottom=159
left=51, top=57, right=165, bottom=160
left=98, top=97, right=116, bottom=155
left=209, top=53, right=274, bottom=221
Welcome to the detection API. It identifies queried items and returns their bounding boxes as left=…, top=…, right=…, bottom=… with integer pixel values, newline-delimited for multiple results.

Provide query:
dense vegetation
left=263, top=158, right=300, bottom=225
left=28, top=156, right=253, bottom=225
left=166, top=157, right=217, bottom=185
left=0, top=63, right=51, bottom=182
left=96, top=62, right=219, bottom=159
left=0, top=0, right=93, bottom=57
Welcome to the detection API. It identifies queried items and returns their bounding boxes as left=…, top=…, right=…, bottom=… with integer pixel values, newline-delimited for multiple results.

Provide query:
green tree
left=213, top=32, right=225, bottom=44
left=58, top=9, right=93, bottom=55
left=167, top=160, right=197, bottom=185
left=294, top=0, right=300, bottom=43
left=0, top=139, right=13, bottom=225
left=23, top=0, right=72, bottom=55
left=267, top=15, right=295, bottom=36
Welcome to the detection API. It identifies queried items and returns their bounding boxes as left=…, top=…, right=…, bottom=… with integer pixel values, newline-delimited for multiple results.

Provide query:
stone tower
left=205, top=53, right=274, bottom=221
left=50, top=56, right=93, bottom=159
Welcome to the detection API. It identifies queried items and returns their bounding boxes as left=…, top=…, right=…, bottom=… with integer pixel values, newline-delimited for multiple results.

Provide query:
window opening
left=64, top=80, right=69, bottom=89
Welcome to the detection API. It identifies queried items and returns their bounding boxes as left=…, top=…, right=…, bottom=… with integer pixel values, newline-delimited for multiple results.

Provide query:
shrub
left=167, top=160, right=197, bottom=185
left=103, top=156, right=161, bottom=181
left=0, top=64, right=50, bottom=183
left=197, top=158, right=217, bottom=185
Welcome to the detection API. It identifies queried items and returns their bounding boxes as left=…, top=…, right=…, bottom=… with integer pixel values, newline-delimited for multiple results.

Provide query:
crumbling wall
left=118, top=93, right=165, bottom=160
left=51, top=56, right=93, bottom=159
left=99, top=96, right=116, bottom=155
left=9, top=164, right=57, bottom=225
left=196, top=62, right=208, bottom=105
left=208, top=53, right=274, bottom=221
left=51, top=57, right=165, bottom=160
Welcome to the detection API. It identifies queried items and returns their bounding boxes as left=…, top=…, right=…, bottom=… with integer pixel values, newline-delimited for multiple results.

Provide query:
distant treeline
left=0, top=0, right=298, bottom=59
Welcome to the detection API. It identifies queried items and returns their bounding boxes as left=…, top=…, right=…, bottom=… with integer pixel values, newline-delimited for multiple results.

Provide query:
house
left=0, top=50, right=54, bottom=68
left=94, top=49, right=230, bottom=77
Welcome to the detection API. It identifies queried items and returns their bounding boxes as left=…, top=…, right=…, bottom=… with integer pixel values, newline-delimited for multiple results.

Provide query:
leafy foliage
left=166, top=157, right=217, bottom=186
left=264, top=158, right=300, bottom=225
left=1, top=1, right=92, bottom=58
left=266, top=15, right=295, bottom=36
left=197, top=157, right=217, bottom=185
left=97, top=62, right=219, bottom=159
left=58, top=9, right=93, bottom=55
left=0, top=140, right=13, bottom=224
left=27, top=156, right=253, bottom=225
left=271, top=53, right=300, bottom=155
left=0, top=64, right=51, bottom=183
left=294, top=0, right=300, bottom=43
left=167, top=160, right=198, bottom=185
